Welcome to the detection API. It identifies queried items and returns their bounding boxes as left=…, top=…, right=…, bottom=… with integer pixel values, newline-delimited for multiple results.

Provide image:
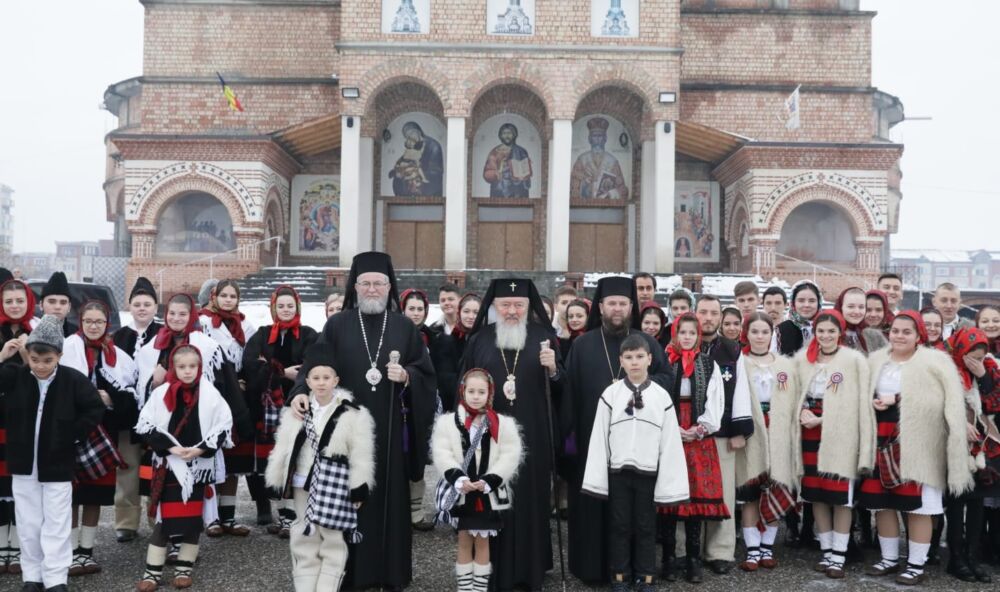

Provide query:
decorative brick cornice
left=712, top=143, right=904, bottom=188
left=111, top=136, right=301, bottom=179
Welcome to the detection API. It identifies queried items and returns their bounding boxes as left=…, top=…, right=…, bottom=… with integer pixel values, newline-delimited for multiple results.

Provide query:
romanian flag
left=216, top=72, right=244, bottom=112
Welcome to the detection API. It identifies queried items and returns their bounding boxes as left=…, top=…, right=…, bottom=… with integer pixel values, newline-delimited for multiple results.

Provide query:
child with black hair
left=0, top=315, right=105, bottom=592
left=432, top=368, right=524, bottom=592
left=265, top=346, right=375, bottom=592
left=582, top=333, right=688, bottom=592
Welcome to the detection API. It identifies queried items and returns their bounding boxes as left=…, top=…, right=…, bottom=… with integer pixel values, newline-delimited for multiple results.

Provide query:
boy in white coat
left=266, top=346, right=376, bottom=592
left=583, top=334, right=689, bottom=592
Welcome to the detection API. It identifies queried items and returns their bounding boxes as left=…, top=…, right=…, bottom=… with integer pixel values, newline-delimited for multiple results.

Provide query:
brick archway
left=725, top=192, right=750, bottom=247
left=262, top=187, right=286, bottom=253
left=571, top=67, right=659, bottom=134
left=462, top=62, right=556, bottom=120
left=766, top=184, right=878, bottom=238
left=136, top=174, right=247, bottom=229
left=358, top=64, right=452, bottom=117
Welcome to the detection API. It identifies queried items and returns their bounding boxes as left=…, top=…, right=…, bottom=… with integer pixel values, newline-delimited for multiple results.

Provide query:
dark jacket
left=0, top=364, right=105, bottom=482
left=700, top=335, right=752, bottom=438
left=113, top=321, right=164, bottom=358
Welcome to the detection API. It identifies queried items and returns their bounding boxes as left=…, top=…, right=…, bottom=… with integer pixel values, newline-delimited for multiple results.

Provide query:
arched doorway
left=468, top=83, right=548, bottom=270
left=155, top=192, right=235, bottom=255
left=777, top=202, right=857, bottom=263
left=569, top=86, right=645, bottom=272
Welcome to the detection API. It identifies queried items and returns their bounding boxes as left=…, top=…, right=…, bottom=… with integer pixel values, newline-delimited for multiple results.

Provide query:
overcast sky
left=0, top=1, right=996, bottom=254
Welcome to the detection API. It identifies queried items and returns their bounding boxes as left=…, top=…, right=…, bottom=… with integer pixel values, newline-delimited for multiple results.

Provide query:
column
left=653, top=121, right=676, bottom=273
left=639, top=140, right=655, bottom=272
left=358, top=137, right=375, bottom=252
left=339, top=115, right=362, bottom=264
left=445, top=117, right=468, bottom=270
left=546, top=119, right=572, bottom=271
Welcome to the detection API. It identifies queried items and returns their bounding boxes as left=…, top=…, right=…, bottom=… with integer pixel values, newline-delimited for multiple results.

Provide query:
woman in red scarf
left=0, top=278, right=35, bottom=574
left=198, top=280, right=260, bottom=537
left=791, top=310, right=872, bottom=580
left=974, top=305, right=1000, bottom=566
left=865, top=290, right=895, bottom=338
left=658, top=313, right=727, bottom=584
left=559, top=299, right=591, bottom=358
left=921, top=307, right=947, bottom=350
left=242, top=285, right=319, bottom=536
left=835, top=287, right=887, bottom=353
left=59, top=301, right=139, bottom=576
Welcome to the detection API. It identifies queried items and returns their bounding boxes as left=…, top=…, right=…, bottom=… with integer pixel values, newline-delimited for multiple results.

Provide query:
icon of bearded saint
left=483, top=123, right=533, bottom=198
left=571, top=117, right=629, bottom=200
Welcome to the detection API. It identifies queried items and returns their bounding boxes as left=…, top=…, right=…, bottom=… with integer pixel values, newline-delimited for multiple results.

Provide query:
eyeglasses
left=356, top=281, right=390, bottom=290
left=82, top=319, right=107, bottom=327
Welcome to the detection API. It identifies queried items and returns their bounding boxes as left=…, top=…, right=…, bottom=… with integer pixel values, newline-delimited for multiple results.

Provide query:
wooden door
left=386, top=221, right=443, bottom=269
left=505, top=223, right=534, bottom=270
left=477, top=222, right=534, bottom=270
left=568, top=207, right=626, bottom=272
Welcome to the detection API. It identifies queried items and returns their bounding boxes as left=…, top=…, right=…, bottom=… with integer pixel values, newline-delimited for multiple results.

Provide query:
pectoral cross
left=509, top=281, right=517, bottom=292
left=721, top=368, right=733, bottom=382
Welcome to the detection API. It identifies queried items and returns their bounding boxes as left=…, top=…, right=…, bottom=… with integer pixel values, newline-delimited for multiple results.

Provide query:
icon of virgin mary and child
left=388, top=121, right=445, bottom=197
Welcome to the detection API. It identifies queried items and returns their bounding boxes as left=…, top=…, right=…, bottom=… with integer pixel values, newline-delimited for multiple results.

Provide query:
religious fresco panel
left=675, top=181, right=720, bottom=262
left=381, top=0, right=430, bottom=34
left=591, top=0, right=638, bottom=38
left=380, top=112, right=447, bottom=197
left=487, top=0, right=535, bottom=36
left=472, top=113, right=542, bottom=199
left=290, top=175, right=340, bottom=257
left=570, top=114, right=632, bottom=200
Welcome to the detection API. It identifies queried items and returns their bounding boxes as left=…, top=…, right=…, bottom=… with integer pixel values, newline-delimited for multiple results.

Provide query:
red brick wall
left=127, top=260, right=260, bottom=302
left=682, top=0, right=846, bottom=9
left=143, top=3, right=340, bottom=77
left=680, top=12, right=871, bottom=86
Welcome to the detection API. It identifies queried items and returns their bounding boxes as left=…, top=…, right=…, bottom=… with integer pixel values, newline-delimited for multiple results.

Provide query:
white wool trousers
left=704, top=438, right=737, bottom=562
left=12, top=476, right=73, bottom=588
left=290, top=487, right=348, bottom=592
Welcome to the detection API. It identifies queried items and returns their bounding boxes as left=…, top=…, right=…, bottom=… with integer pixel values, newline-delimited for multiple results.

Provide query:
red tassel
left=205, top=485, right=215, bottom=499
left=475, top=498, right=484, bottom=512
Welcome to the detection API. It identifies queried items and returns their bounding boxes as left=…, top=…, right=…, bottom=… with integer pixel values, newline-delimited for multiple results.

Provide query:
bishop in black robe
left=560, top=276, right=676, bottom=583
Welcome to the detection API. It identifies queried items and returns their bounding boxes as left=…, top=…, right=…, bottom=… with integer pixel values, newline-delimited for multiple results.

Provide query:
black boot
left=784, top=510, right=800, bottom=546
left=685, top=521, right=703, bottom=584
left=659, top=515, right=678, bottom=582
left=986, top=507, right=1000, bottom=565
left=946, top=549, right=976, bottom=582
left=927, top=515, right=943, bottom=566
left=798, top=504, right=816, bottom=549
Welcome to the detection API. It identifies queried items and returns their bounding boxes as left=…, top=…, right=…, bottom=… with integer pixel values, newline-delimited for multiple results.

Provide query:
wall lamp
left=658, top=91, right=677, bottom=104
left=341, top=87, right=360, bottom=99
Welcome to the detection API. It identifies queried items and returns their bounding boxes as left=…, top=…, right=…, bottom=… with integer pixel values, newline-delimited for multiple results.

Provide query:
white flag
left=785, top=85, right=801, bottom=130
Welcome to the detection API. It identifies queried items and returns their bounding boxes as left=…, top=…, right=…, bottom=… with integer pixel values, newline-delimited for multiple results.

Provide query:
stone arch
left=571, top=65, right=659, bottom=130
left=262, top=187, right=286, bottom=253
left=358, top=63, right=452, bottom=117
left=136, top=174, right=247, bottom=228
left=463, top=62, right=556, bottom=120
left=573, top=86, right=647, bottom=148
left=365, top=79, right=446, bottom=139
left=766, top=183, right=878, bottom=238
left=725, top=192, right=750, bottom=247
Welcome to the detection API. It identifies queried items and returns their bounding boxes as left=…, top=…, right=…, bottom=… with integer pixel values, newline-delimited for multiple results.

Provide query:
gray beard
left=602, top=317, right=630, bottom=337
left=495, top=318, right=528, bottom=351
left=358, top=295, right=388, bottom=315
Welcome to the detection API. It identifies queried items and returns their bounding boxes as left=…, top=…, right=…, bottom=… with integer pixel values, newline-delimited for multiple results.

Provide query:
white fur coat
left=735, top=354, right=800, bottom=490
left=265, top=388, right=376, bottom=495
left=431, top=408, right=523, bottom=501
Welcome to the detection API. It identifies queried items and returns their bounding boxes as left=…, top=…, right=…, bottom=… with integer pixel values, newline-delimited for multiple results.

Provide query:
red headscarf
left=458, top=368, right=499, bottom=442
left=893, top=310, right=929, bottom=345
left=77, top=301, right=117, bottom=373
left=268, top=285, right=302, bottom=345
left=948, top=327, right=990, bottom=390
left=201, top=285, right=246, bottom=346
left=666, top=312, right=702, bottom=378
left=834, top=287, right=870, bottom=352
left=806, top=309, right=847, bottom=363
left=865, top=289, right=895, bottom=335
left=566, top=300, right=592, bottom=340
left=0, top=279, right=36, bottom=335
left=153, top=294, right=201, bottom=351
left=163, top=344, right=202, bottom=412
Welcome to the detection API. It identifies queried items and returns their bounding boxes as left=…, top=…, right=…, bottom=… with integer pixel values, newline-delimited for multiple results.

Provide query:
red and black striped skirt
left=857, top=406, right=923, bottom=512
left=224, top=437, right=256, bottom=476
left=658, top=400, right=730, bottom=520
left=156, top=474, right=208, bottom=538
left=73, top=469, right=117, bottom=506
left=800, top=399, right=853, bottom=506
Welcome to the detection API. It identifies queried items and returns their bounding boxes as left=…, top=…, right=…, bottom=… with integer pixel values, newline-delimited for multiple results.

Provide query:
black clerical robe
left=291, top=309, right=437, bottom=590
left=460, top=323, right=564, bottom=592
left=561, top=328, right=674, bottom=583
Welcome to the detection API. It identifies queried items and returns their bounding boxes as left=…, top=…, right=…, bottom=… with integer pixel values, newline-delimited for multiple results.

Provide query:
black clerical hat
left=301, top=340, right=336, bottom=378
left=471, top=277, right=553, bottom=335
left=41, top=271, right=71, bottom=300
left=0, top=268, right=12, bottom=285
left=343, top=251, right=401, bottom=312
left=586, top=275, right=641, bottom=331
left=130, top=276, right=158, bottom=304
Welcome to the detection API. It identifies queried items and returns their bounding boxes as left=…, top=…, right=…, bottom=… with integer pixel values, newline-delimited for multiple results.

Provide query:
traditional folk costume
left=860, top=313, right=974, bottom=584
left=834, top=288, right=888, bottom=354
left=776, top=281, right=822, bottom=356
left=982, top=330, right=1000, bottom=568
left=61, top=304, right=139, bottom=576
left=41, top=272, right=79, bottom=338
left=266, top=373, right=376, bottom=592
left=658, top=314, right=728, bottom=581
left=432, top=371, right=523, bottom=592
left=112, top=277, right=164, bottom=540
left=134, top=347, right=233, bottom=591
left=734, top=351, right=798, bottom=571
left=0, top=277, right=36, bottom=575
left=865, top=290, right=895, bottom=338
left=938, top=327, right=998, bottom=583
left=0, top=316, right=105, bottom=591
left=582, top=375, right=687, bottom=588
left=243, top=286, right=319, bottom=535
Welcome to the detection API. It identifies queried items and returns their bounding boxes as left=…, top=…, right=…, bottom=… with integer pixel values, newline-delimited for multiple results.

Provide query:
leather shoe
left=45, top=586, right=69, bottom=592
left=116, top=529, right=137, bottom=543
left=708, top=559, right=732, bottom=574
left=21, top=583, right=44, bottom=592
left=411, top=518, right=434, bottom=532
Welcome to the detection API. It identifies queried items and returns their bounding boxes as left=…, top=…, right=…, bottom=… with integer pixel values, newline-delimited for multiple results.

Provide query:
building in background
left=891, top=249, right=1000, bottom=291
left=0, top=184, right=14, bottom=266
left=102, top=0, right=905, bottom=298
left=12, top=252, right=55, bottom=280
left=55, top=241, right=100, bottom=282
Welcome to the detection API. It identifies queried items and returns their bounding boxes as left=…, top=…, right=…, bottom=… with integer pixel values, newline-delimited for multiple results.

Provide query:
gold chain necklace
left=499, top=348, right=521, bottom=405
left=601, top=329, right=624, bottom=383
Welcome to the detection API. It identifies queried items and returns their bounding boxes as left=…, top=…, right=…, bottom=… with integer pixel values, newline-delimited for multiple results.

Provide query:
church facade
left=102, top=0, right=903, bottom=294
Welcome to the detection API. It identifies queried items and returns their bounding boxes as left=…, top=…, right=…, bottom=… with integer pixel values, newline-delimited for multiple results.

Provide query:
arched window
left=155, top=192, right=235, bottom=254
left=777, top=202, right=856, bottom=263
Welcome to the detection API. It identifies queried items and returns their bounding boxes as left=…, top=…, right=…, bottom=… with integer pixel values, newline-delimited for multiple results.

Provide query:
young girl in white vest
left=266, top=344, right=376, bottom=592
left=432, top=368, right=523, bottom=592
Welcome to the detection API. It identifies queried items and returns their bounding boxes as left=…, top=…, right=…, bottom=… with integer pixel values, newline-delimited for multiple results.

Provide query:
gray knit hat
left=198, top=278, right=219, bottom=308
left=26, top=315, right=65, bottom=352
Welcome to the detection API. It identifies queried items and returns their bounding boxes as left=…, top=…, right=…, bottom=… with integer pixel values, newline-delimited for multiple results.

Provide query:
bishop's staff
left=383, top=350, right=404, bottom=592
left=540, top=339, right=567, bottom=591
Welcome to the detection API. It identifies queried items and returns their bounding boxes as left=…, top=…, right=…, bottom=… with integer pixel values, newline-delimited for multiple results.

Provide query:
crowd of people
left=0, top=257, right=998, bottom=592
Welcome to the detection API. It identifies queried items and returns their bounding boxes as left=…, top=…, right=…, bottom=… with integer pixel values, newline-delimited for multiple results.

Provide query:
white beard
left=358, top=294, right=388, bottom=315
left=495, top=317, right=528, bottom=351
